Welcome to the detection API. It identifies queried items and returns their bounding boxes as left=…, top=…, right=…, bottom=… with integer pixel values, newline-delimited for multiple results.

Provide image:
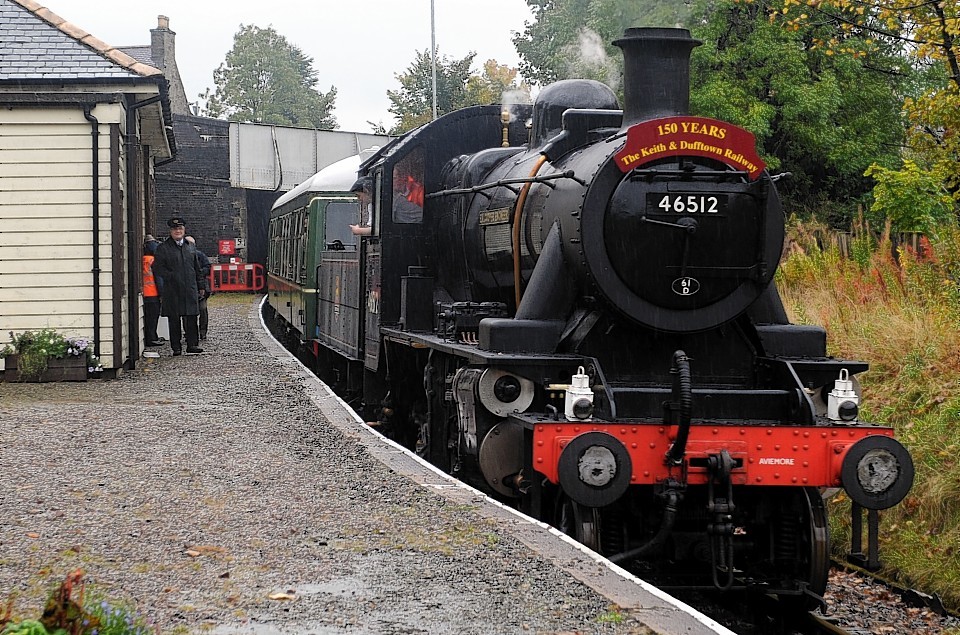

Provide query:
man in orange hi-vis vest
left=143, top=236, right=163, bottom=346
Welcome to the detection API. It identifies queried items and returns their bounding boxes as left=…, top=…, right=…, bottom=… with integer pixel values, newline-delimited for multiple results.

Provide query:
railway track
left=677, top=562, right=960, bottom=635
left=670, top=588, right=854, bottom=634
left=803, top=611, right=853, bottom=635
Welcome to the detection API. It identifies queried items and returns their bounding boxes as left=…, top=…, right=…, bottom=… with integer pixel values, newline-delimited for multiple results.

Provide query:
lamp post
left=431, top=0, right=437, bottom=120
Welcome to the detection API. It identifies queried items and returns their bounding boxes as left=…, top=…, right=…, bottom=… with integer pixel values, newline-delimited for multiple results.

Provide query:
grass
left=207, top=292, right=262, bottom=307
left=335, top=505, right=501, bottom=555
left=777, top=218, right=960, bottom=608
left=596, top=606, right=626, bottom=624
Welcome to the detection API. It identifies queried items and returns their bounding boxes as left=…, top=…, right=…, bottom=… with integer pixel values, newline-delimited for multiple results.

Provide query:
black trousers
left=144, top=297, right=161, bottom=343
left=167, top=313, right=200, bottom=351
left=199, top=298, right=209, bottom=338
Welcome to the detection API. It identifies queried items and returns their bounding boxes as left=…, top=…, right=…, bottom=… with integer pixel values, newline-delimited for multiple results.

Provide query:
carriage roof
left=271, top=147, right=379, bottom=212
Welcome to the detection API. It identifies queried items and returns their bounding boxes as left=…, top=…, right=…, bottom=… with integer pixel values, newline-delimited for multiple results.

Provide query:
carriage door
left=316, top=196, right=363, bottom=360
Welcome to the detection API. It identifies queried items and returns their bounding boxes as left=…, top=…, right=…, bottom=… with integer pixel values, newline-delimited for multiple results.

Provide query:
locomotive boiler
left=267, top=27, right=913, bottom=607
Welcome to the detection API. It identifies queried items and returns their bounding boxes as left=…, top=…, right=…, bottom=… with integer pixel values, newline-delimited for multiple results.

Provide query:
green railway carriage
left=267, top=155, right=367, bottom=364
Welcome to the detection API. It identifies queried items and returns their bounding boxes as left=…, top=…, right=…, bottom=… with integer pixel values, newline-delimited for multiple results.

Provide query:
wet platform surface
left=0, top=294, right=732, bottom=634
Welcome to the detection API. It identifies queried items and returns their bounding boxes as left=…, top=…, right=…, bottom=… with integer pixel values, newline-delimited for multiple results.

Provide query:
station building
left=0, top=0, right=174, bottom=375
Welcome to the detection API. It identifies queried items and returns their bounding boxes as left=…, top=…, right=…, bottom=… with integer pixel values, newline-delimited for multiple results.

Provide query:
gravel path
left=0, top=295, right=723, bottom=635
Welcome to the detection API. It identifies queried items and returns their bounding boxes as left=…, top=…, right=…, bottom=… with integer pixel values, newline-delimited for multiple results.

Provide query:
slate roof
left=0, top=0, right=162, bottom=81
left=118, top=45, right=156, bottom=66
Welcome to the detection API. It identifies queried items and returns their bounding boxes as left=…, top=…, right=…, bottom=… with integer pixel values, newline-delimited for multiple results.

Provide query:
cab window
left=391, top=148, right=424, bottom=224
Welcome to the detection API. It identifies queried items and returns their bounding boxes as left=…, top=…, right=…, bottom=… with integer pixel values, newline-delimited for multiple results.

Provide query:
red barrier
left=210, top=263, right=265, bottom=292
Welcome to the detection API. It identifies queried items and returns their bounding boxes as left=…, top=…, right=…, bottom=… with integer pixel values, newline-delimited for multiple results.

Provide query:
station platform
left=0, top=294, right=733, bottom=635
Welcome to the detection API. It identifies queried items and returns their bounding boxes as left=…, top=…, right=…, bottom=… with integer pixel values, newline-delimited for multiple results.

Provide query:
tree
left=865, top=160, right=954, bottom=233
left=513, top=0, right=696, bottom=84
left=689, top=0, right=907, bottom=223
left=464, top=60, right=531, bottom=107
left=768, top=0, right=960, bottom=226
left=203, top=25, right=337, bottom=129
left=387, top=51, right=531, bottom=134
left=387, top=49, right=474, bottom=133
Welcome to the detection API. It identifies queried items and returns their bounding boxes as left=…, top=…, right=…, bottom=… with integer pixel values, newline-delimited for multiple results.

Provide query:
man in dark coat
left=152, top=216, right=206, bottom=355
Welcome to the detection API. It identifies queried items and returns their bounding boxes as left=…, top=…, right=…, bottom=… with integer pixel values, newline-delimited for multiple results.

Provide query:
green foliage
left=2, top=329, right=69, bottom=360
left=689, top=0, right=906, bottom=223
left=387, top=51, right=530, bottom=134
left=771, top=0, right=960, bottom=214
left=1, top=620, right=59, bottom=635
left=848, top=230, right=876, bottom=271
left=596, top=608, right=625, bottom=623
left=513, top=0, right=697, bottom=84
left=514, top=0, right=592, bottom=85
left=204, top=25, right=337, bottom=129
left=865, top=160, right=955, bottom=233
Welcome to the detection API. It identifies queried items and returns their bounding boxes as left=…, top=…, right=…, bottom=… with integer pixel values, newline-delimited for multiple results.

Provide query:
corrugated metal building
left=0, top=0, right=175, bottom=375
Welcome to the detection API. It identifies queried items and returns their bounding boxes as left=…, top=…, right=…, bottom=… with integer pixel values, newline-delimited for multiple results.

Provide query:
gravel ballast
left=0, top=295, right=729, bottom=635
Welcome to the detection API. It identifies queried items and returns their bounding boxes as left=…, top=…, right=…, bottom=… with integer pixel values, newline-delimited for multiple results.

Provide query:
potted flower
left=0, top=569, right=155, bottom=634
left=1, top=329, right=102, bottom=382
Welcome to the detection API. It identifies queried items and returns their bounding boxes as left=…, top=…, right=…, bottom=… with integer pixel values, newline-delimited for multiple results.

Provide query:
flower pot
left=3, top=354, right=88, bottom=382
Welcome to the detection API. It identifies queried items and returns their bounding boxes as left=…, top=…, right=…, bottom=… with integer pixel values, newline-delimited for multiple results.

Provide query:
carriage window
left=281, top=215, right=291, bottom=278
left=295, top=208, right=308, bottom=284
left=324, top=202, right=360, bottom=251
left=391, top=148, right=424, bottom=224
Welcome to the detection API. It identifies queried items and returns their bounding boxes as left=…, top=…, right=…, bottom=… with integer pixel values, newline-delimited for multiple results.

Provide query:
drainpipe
left=82, top=106, right=102, bottom=363
left=125, top=95, right=162, bottom=370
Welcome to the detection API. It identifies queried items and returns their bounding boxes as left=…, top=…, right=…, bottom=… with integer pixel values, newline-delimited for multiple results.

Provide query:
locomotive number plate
left=648, top=193, right=728, bottom=215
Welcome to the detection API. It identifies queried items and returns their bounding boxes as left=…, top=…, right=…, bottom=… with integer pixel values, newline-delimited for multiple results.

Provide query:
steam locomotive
left=267, top=27, right=913, bottom=607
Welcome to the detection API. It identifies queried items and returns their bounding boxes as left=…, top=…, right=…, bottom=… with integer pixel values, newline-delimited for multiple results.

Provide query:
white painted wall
left=0, top=106, right=124, bottom=369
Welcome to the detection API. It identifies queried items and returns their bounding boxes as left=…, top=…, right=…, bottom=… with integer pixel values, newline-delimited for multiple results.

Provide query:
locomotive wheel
left=553, top=493, right=630, bottom=557
left=776, top=487, right=830, bottom=611
left=555, top=494, right=600, bottom=552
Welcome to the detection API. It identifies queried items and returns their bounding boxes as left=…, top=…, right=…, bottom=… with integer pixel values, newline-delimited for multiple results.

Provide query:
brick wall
left=155, top=114, right=282, bottom=267
left=155, top=114, right=240, bottom=263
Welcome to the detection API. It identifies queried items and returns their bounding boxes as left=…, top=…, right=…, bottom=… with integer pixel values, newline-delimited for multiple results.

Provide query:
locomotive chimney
left=613, top=27, right=702, bottom=128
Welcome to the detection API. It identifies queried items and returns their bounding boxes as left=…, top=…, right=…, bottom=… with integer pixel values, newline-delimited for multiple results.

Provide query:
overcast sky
left=52, top=0, right=535, bottom=132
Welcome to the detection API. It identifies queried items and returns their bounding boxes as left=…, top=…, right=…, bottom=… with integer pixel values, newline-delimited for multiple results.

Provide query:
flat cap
left=349, top=177, right=372, bottom=194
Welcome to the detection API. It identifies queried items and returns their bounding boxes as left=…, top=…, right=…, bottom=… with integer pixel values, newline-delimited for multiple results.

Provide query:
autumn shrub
left=778, top=219, right=960, bottom=607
